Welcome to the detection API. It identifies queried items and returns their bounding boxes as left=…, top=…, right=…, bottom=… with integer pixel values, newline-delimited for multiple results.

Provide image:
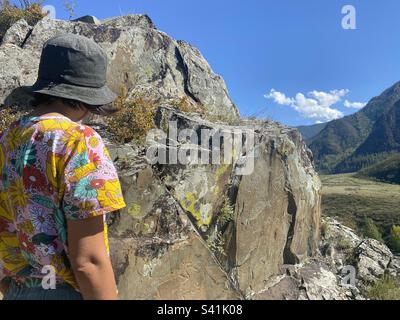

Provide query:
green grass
left=321, top=174, right=400, bottom=237
left=366, top=275, right=400, bottom=300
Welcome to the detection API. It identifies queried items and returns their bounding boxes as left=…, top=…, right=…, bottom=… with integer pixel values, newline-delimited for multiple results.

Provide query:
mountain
left=356, top=101, right=400, bottom=155
left=297, top=122, right=327, bottom=140
left=307, top=82, right=400, bottom=173
left=334, top=100, right=400, bottom=172
left=357, top=153, right=400, bottom=184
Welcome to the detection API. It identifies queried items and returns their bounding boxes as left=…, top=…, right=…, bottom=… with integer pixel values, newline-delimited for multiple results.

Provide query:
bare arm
left=67, top=216, right=118, bottom=300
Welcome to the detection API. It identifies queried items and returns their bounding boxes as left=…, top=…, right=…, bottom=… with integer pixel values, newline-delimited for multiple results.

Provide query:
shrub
left=105, top=91, right=156, bottom=144
left=367, top=275, right=400, bottom=300
left=0, top=1, right=46, bottom=41
left=320, top=221, right=329, bottom=238
left=363, top=217, right=384, bottom=243
left=336, top=237, right=353, bottom=251
left=217, top=197, right=234, bottom=225
left=388, top=225, right=400, bottom=253
left=206, top=231, right=226, bottom=256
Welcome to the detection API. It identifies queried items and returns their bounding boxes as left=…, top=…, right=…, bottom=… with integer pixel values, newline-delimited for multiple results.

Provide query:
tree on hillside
left=388, top=225, right=400, bottom=253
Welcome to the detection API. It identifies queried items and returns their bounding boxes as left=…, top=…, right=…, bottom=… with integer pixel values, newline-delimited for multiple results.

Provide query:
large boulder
left=320, top=217, right=400, bottom=297
left=254, top=262, right=353, bottom=300
left=96, top=106, right=322, bottom=299
left=0, top=15, right=239, bottom=119
left=354, top=239, right=393, bottom=285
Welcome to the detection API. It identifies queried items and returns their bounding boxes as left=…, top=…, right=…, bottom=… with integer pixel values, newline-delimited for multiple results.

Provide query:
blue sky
left=24, top=0, right=400, bottom=126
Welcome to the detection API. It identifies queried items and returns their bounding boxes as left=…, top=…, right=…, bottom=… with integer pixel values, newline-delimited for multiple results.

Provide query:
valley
left=321, top=174, right=400, bottom=249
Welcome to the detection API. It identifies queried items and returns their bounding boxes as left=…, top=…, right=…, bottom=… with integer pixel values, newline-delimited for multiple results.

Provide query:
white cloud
left=344, top=100, right=366, bottom=109
left=265, top=89, right=347, bottom=122
left=266, top=89, right=295, bottom=105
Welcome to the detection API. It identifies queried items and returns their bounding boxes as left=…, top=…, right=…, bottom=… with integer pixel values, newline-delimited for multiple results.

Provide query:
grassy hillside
left=321, top=174, right=400, bottom=243
left=357, top=153, right=400, bottom=184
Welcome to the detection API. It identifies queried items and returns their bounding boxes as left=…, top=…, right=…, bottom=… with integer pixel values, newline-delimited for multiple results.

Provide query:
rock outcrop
left=0, top=15, right=323, bottom=299
left=318, top=217, right=400, bottom=298
left=94, top=105, right=322, bottom=299
left=253, top=217, right=400, bottom=300
left=0, top=15, right=239, bottom=119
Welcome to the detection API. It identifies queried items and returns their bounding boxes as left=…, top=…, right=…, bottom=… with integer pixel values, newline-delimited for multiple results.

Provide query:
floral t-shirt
left=0, top=115, right=126, bottom=290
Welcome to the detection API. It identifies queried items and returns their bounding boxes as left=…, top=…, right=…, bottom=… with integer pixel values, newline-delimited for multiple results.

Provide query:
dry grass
left=105, top=90, right=156, bottom=144
left=321, top=173, right=400, bottom=247
left=367, top=275, right=400, bottom=300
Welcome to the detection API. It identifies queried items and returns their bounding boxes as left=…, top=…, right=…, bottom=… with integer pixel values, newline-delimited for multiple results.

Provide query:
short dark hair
left=30, top=93, right=119, bottom=116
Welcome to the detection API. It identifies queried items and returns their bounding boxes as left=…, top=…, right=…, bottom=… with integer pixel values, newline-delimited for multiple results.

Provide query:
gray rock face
left=355, top=239, right=393, bottom=285
left=72, top=15, right=101, bottom=25
left=256, top=217, right=400, bottom=301
left=319, top=217, right=400, bottom=298
left=254, top=262, right=352, bottom=300
left=1, top=19, right=32, bottom=46
left=0, top=15, right=239, bottom=118
left=97, top=106, right=321, bottom=299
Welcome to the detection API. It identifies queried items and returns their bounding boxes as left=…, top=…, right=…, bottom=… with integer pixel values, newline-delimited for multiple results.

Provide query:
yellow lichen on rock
left=180, top=192, right=212, bottom=228
left=128, top=203, right=142, bottom=217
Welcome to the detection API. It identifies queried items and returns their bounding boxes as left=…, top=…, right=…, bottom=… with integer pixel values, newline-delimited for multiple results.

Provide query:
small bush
left=336, top=238, right=353, bottom=251
left=0, top=106, right=27, bottom=134
left=0, top=1, right=45, bottom=40
left=206, top=231, right=226, bottom=256
left=367, top=275, right=400, bottom=300
left=320, top=221, right=329, bottom=238
left=363, top=217, right=384, bottom=243
left=217, top=197, right=234, bottom=226
left=105, top=91, right=156, bottom=144
left=388, top=225, right=400, bottom=253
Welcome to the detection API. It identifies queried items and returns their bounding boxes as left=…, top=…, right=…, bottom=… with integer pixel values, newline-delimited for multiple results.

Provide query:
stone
left=111, top=234, right=240, bottom=300
left=72, top=15, right=101, bottom=25
left=104, top=106, right=321, bottom=299
left=254, top=262, right=350, bottom=300
left=1, top=19, right=31, bottom=47
left=102, top=14, right=156, bottom=29
left=1, top=15, right=239, bottom=118
left=320, top=217, right=362, bottom=271
left=319, top=217, right=400, bottom=297
left=355, top=239, right=393, bottom=285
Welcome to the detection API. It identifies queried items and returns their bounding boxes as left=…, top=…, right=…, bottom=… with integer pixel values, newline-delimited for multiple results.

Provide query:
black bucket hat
left=26, top=33, right=117, bottom=106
